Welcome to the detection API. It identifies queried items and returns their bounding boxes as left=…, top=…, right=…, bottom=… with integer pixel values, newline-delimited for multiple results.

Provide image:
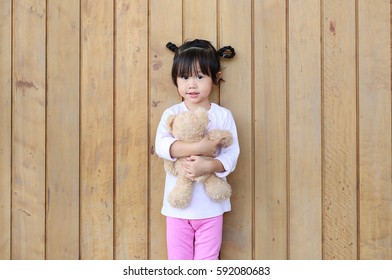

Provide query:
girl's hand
left=197, top=137, right=221, bottom=157
left=182, top=156, right=210, bottom=179
left=182, top=156, right=225, bottom=179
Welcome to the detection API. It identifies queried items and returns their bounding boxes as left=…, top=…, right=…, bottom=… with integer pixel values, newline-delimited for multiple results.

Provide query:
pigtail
left=217, top=46, right=235, bottom=59
left=167, top=41, right=235, bottom=59
left=166, top=42, right=179, bottom=53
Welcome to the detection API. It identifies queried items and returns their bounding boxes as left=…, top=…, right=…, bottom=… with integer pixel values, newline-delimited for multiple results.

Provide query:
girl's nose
left=188, top=78, right=196, bottom=88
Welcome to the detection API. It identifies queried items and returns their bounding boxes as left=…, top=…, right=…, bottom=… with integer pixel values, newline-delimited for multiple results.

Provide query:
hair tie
left=166, top=42, right=178, bottom=52
left=217, top=46, right=235, bottom=59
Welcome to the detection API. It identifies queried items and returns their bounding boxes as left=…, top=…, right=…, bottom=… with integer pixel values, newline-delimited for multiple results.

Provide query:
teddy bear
left=163, top=107, right=233, bottom=208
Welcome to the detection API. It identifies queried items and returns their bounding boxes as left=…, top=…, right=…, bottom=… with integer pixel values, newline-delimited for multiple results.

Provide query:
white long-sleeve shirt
left=155, top=102, right=240, bottom=219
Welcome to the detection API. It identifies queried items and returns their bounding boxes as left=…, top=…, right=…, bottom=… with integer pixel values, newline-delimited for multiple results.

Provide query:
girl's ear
left=215, top=72, right=223, bottom=84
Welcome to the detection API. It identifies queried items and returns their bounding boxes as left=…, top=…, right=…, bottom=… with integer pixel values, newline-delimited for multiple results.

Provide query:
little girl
left=155, top=39, right=239, bottom=260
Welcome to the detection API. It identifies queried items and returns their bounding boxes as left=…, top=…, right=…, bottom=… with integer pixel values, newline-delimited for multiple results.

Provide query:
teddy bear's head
left=167, top=107, right=209, bottom=142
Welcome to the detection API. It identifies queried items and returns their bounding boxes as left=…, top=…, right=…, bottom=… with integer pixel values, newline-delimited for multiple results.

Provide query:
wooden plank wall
left=0, top=0, right=391, bottom=260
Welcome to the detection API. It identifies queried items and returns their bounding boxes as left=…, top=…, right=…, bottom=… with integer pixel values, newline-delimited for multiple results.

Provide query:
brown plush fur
left=163, top=107, right=233, bottom=208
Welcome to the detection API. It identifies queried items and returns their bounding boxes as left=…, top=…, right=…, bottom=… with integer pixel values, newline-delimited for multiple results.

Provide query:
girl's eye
left=181, top=75, right=188, bottom=80
left=196, top=75, right=203, bottom=80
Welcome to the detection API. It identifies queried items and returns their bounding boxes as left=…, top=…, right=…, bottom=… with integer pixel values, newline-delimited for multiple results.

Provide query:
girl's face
left=176, top=64, right=219, bottom=111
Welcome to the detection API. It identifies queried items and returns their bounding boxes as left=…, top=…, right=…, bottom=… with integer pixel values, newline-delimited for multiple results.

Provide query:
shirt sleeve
left=214, top=110, right=240, bottom=178
left=155, top=109, right=177, bottom=161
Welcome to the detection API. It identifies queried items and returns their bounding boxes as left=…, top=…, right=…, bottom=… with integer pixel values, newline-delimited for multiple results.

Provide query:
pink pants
left=166, top=215, right=223, bottom=260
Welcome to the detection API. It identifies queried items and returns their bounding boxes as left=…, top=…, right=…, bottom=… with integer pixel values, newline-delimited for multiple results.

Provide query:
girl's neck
left=184, top=100, right=211, bottom=111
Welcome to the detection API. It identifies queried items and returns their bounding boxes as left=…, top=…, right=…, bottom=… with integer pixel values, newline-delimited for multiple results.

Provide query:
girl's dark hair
left=166, top=39, right=235, bottom=87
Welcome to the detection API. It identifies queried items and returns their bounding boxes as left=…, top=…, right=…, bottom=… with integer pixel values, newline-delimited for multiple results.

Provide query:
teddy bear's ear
left=166, top=114, right=176, bottom=132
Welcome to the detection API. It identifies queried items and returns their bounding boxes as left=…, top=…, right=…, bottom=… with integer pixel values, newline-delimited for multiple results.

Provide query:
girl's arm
left=211, top=110, right=240, bottom=178
left=169, top=137, right=221, bottom=159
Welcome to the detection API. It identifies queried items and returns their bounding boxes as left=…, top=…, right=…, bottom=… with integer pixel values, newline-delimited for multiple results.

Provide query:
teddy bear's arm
left=207, top=129, right=233, bottom=147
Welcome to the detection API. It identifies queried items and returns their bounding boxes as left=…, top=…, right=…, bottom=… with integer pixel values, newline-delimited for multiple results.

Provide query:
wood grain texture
left=0, top=0, right=391, bottom=260
left=288, top=0, right=322, bottom=259
left=80, top=0, right=114, bottom=260
left=219, top=0, right=253, bottom=260
left=0, top=0, right=11, bottom=260
left=322, top=0, right=357, bottom=260
left=358, top=0, right=392, bottom=260
left=115, top=0, right=148, bottom=260
left=149, top=0, right=182, bottom=259
left=254, top=0, right=287, bottom=260
left=12, top=0, right=46, bottom=259
left=46, top=0, right=80, bottom=260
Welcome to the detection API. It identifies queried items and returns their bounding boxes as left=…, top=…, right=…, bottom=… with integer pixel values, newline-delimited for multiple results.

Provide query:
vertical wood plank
left=254, top=0, right=287, bottom=260
left=115, top=0, right=148, bottom=260
left=149, top=0, right=182, bottom=260
left=358, top=0, right=392, bottom=259
left=288, top=0, right=322, bottom=259
left=0, top=0, right=11, bottom=260
left=80, top=0, right=114, bottom=260
left=219, top=0, right=253, bottom=260
left=183, top=0, right=219, bottom=104
left=183, top=0, right=216, bottom=43
left=46, top=0, right=80, bottom=260
left=322, top=0, right=357, bottom=260
left=12, top=0, right=46, bottom=259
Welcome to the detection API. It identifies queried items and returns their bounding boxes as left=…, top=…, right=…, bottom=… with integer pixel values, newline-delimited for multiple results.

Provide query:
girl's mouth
left=187, top=92, right=199, bottom=97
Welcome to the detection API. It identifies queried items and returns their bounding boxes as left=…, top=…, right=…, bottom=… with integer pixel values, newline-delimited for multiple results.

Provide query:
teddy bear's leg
left=203, top=175, right=232, bottom=202
left=168, top=176, right=194, bottom=208
left=164, top=160, right=178, bottom=176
